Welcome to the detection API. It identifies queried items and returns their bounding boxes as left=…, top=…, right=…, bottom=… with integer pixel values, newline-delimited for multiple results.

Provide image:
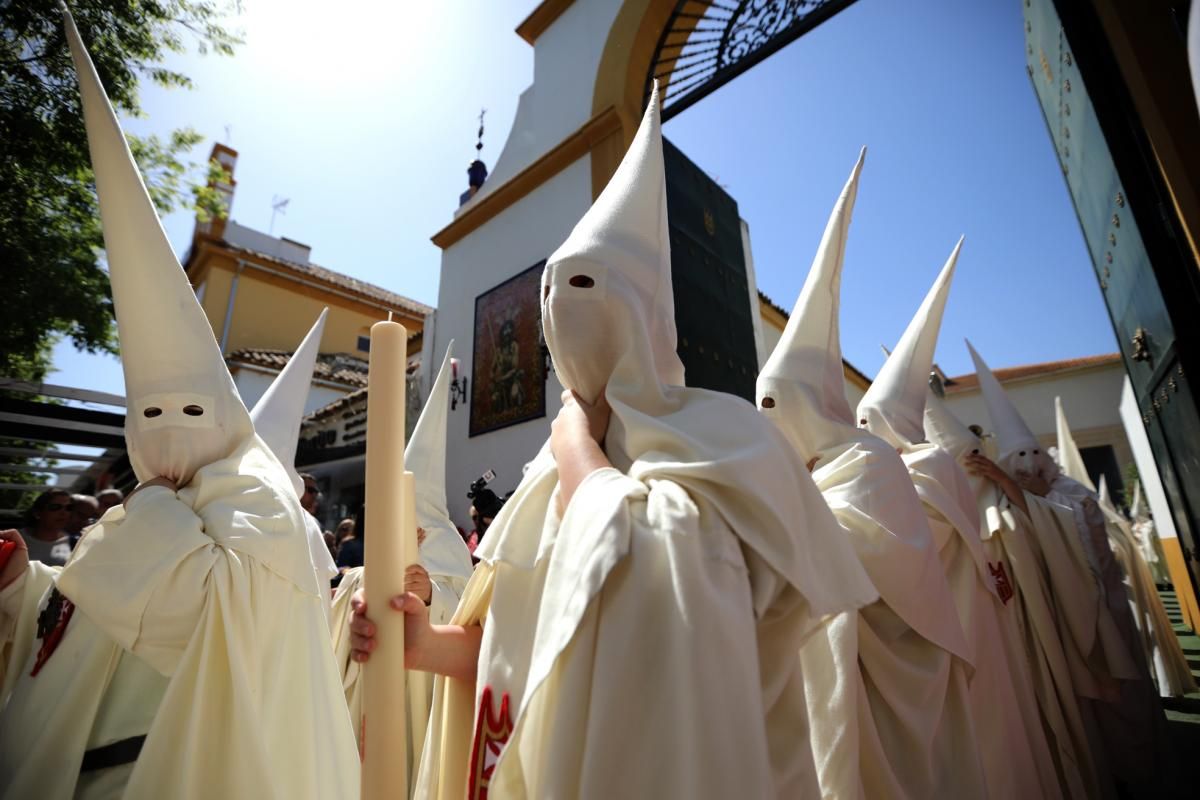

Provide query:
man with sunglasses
left=299, top=473, right=321, bottom=518
left=19, top=490, right=73, bottom=567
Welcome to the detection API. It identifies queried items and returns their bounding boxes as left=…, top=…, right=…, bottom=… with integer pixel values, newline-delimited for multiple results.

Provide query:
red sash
left=988, top=561, right=1015, bottom=605
left=31, top=588, right=75, bottom=676
left=468, top=686, right=513, bottom=800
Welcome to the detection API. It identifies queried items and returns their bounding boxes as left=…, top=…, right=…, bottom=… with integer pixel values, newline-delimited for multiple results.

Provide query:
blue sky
left=51, top=0, right=1116, bottom=396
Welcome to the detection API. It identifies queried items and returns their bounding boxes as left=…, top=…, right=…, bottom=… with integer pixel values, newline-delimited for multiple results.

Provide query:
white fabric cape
left=418, top=413, right=877, bottom=799
left=979, top=485, right=1109, bottom=799
left=1046, top=475, right=1174, bottom=794
left=45, top=438, right=359, bottom=800
left=801, top=436, right=983, bottom=800
left=0, top=542, right=170, bottom=800
left=905, top=445, right=1059, bottom=799
left=1097, top=500, right=1197, bottom=697
left=417, top=87, right=876, bottom=800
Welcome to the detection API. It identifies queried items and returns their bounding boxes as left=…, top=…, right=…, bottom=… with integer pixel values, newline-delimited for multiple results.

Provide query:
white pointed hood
left=540, top=81, right=683, bottom=409
left=404, top=342, right=473, bottom=580
left=1131, top=481, right=1145, bottom=521
left=1096, top=475, right=1129, bottom=526
left=1055, top=396, right=1095, bottom=491
left=478, top=85, right=875, bottom=623
left=858, top=237, right=963, bottom=448
left=65, top=9, right=251, bottom=486
left=756, top=149, right=865, bottom=463
left=966, top=340, right=1056, bottom=480
left=406, top=342, right=453, bottom=527
left=248, top=309, right=337, bottom=588
left=924, top=389, right=982, bottom=463
left=250, top=309, right=328, bottom=496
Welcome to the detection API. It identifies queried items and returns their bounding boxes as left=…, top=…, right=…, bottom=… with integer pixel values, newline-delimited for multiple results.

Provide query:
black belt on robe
left=80, top=735, right=146, bottom=772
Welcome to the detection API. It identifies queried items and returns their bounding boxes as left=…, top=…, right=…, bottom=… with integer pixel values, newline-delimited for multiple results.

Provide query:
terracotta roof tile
left=758, top=289, right=790, bottom=319
left=303, top=386, right=368, bottom=423
left=943, top=352, right=1121, bottom=393
left=228, top=349, right=370, bottom=388
left=225, top=244, right=434, bottom=318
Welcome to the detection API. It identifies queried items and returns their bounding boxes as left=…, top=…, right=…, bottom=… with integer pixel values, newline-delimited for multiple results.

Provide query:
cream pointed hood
left=924, top=389, right=982, bottom=463
left=858, top=237, right=964, bottom=448
left=540, top=82, right=683, bottom=409
left=478, top=85, right=875, bottom=614
left=1051, top=398, right=1099, bottom=491
left=966, top=340, right=1057, bottom=480
left=250, top=309, right=328, bottom=496
left=405, top=342, right=473, bottom=579
left=64, top=9, right=252, bottom=486
left=756, top=149, right=865, bottom=463
left=1055, top=396, right=1095, bottom=491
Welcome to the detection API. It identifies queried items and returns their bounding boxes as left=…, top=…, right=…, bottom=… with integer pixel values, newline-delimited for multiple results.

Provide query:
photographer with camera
left=464, top=471, right=507, bottom=554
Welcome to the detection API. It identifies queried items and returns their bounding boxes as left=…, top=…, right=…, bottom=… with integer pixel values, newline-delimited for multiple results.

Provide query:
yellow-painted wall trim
left=1161, top=537, right=1200, bottom=631
left=516, top=0, right=575, bottom=45
left=758, top=296, right=788, bottom=331
left=188, top=240, right=425, bottom=325
left=431, top=106, right=623, bottom=250
left=590, top=0, right=677, bottom=197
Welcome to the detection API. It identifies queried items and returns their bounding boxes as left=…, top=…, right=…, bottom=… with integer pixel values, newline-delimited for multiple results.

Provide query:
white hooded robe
left=757, top=151, right=984, bottom=800
left=417, top=88, right=877, bottom=800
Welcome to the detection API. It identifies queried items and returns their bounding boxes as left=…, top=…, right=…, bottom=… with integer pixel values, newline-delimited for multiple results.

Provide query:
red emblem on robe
left=31, top=588, right=75, bottom=676
left=988, top=561, right=1015, bottom=605
left=468, top=686, right=513, bottom=800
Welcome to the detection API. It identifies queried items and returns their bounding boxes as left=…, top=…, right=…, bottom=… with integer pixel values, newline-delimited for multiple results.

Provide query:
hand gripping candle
left=361, top=314, right=419, bottom=798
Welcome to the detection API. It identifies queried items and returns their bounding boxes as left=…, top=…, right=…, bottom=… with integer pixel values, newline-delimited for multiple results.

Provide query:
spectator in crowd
left=299, top=473, right=320, bottom=517
left=95, top=488, right=124, bottom=513
left=465, top=487, right=508, bottom=555
left=20, top=489, right=74, bottom=566
left=323, top=531, right=337, bottom=563
left=66, top=494, right=98, bottom=536
left=335, top=518, right=362, bottom=573
left=334, top=518, right=355, bottom=545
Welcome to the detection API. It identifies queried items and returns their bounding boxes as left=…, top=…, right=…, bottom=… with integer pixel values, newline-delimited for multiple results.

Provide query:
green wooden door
left=1026, top=0, right=1200, bottom=598
left=663, top=137, right=758, bottom=402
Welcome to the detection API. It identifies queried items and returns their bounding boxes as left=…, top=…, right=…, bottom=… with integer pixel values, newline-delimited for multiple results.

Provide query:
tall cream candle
left=362, top=316, right=418, bottom=799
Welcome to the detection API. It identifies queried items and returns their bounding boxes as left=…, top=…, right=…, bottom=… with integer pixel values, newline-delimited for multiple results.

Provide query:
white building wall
left=1119, top=378, right=1180, bottom=540
left=942, top=363, right=1131, bottom=467
left=464, top=0, right=624, bottom=211
left=437, top=160, right=593, bottom=527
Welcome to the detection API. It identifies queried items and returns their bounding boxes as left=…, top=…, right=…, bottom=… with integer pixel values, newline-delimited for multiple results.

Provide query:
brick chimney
left=194, top=143, right=238, bottom=241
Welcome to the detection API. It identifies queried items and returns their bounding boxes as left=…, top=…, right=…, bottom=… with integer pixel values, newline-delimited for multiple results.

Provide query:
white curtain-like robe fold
left=904, top=445, right=1059, bottom=800
left=46, top=439, right=359, bottom=800
left=802, top=439, right=984, bottom=800
left=1102, top=511, right=1197, bottom=697
left=1046, top=477, right=1174, bottom=796
left=0, top=514, right=171, bottom=800
left=979, top=487, right=1106, bottom=799
left=419, top=441, right=876, bottom=800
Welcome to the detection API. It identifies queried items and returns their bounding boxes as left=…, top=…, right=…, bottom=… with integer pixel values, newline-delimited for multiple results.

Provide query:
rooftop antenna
left=223, top=124, right=232, bottom=143
left=270, top=195, right=289, bottom=235
left=475, top=108, right=486, bottom=159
